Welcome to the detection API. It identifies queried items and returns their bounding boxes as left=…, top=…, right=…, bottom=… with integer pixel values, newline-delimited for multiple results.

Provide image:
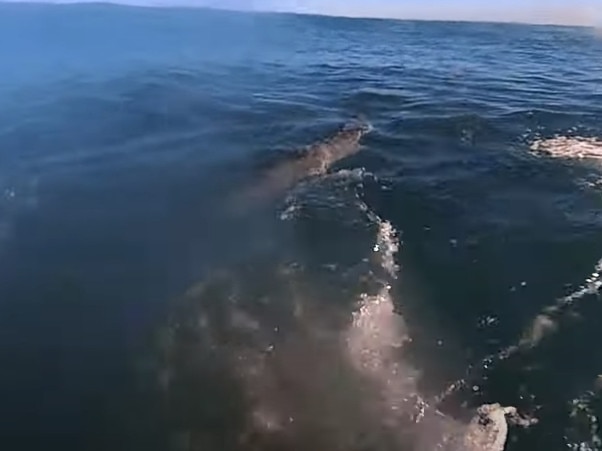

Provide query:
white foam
left=374, top=219, right=400, bottom=279
left=345, top=211, right=404, bottom=381
left=345, top=287, right=420, bottom=419
left=566, top=384, right=602, bottom=451
left=343, top=210, right=422, bottom=416
left=531, top=136, right=602, bottom=160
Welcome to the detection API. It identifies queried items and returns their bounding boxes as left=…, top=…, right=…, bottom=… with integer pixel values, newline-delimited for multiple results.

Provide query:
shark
left=227, top=121, right=373, bottom=213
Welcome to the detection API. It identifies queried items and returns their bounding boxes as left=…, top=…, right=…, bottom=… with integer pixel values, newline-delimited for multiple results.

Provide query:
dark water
left=2, top=3, right=602, bottom=450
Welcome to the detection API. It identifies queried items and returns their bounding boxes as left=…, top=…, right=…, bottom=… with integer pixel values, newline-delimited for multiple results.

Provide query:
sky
left=243, top=0, right=602, bottom=26
left=15, top=0, right=602, bottom=26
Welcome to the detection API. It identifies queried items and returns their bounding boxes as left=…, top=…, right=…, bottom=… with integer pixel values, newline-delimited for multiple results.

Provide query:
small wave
left=520, top=256, right=602, bottom=349
left=358, top=87, right=406, bottom=98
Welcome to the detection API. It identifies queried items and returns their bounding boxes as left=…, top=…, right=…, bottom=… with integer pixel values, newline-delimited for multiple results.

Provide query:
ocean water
left=1, top=3, right=602, bottom=450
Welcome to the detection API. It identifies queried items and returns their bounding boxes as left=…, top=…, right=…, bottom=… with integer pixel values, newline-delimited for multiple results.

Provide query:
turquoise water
left=1, top=3, right=602, bottom=450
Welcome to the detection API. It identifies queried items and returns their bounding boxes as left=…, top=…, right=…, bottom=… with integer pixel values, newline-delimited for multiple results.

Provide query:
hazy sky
left=21, top=0, right=602, bottom=26
left=242, top=0, right=601, bottom=26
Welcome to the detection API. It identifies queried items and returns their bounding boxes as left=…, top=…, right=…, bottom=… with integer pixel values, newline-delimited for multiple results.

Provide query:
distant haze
left=217, top=0, right=599, bottom=27
left=11, top=0, right=602, bottom=26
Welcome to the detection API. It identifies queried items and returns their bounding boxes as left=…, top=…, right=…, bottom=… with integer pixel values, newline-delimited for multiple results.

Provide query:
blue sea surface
left=1, top=3, right=602, bottom=450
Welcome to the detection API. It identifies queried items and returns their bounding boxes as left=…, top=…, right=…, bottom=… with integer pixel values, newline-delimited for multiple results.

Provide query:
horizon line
left=0, top=0, right=596, bottom=28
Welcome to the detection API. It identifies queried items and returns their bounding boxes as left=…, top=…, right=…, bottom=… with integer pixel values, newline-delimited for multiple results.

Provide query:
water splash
left=157, top=165, right=536, bottom=450
left=344, top=217, right=425, bottom=423
left=343, top=207, right=525, bottom=450
left=373, top=218, right=399, bottom=279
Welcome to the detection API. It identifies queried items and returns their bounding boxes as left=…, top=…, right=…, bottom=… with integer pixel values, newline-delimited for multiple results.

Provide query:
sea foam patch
left=531, top=136, right=602, bottom=160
